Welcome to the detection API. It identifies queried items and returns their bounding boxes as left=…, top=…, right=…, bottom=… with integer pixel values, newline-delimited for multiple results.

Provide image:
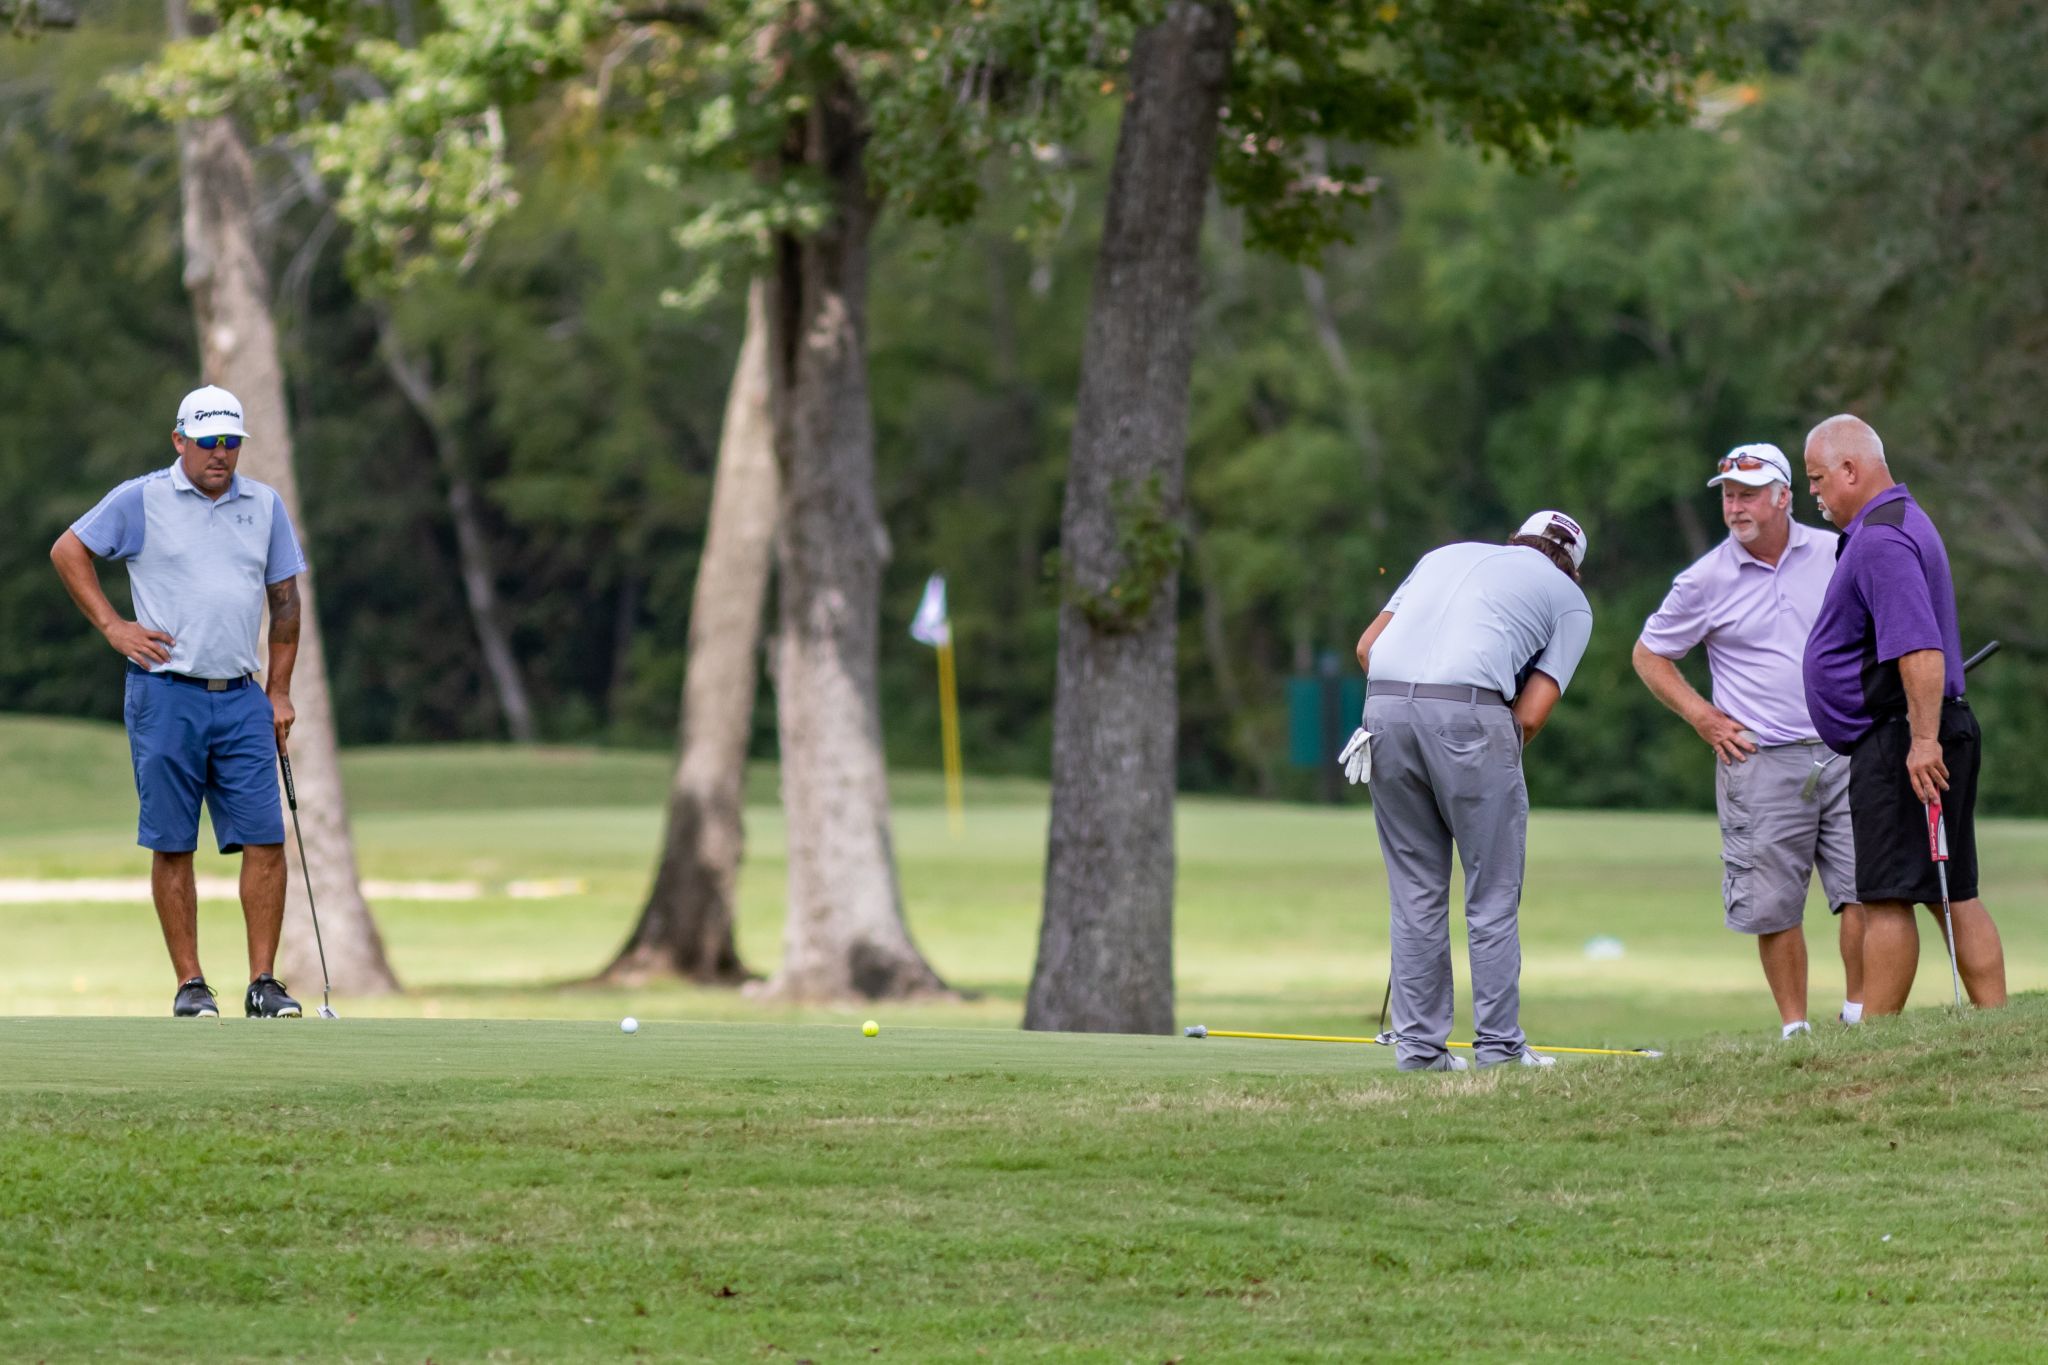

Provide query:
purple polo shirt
left=1802, top=484, right=1966, bottom=752
left=1639, top=521, right=1836, bottom=745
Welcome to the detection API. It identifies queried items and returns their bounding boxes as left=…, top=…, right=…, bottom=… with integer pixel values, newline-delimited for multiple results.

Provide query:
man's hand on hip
left=1691, top=708, right=1759, bottom=765
left=1906, top=734, right=1948, bottom=803
left=269, top=688, right=296, bottom=753
left=104, top=619, right=173, bottom=668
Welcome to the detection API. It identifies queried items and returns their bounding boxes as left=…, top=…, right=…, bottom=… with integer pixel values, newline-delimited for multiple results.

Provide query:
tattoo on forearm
left=267, top=579, right=302, bottom=645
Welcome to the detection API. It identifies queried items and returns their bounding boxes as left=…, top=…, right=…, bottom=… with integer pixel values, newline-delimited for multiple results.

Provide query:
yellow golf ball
left=862, top=1019, right=879, bottom=1037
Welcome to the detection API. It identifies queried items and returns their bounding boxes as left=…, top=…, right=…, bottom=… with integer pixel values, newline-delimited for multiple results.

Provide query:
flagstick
left=936, top=637, right=965, bottom=838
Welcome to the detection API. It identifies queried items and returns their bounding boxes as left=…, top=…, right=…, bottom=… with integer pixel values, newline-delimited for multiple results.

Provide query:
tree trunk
left=168, top=0, right=398, bottom=995
left=756, top=74, right=947, bottom=1001
left=375, top=316, right=538, bottom=742
left=598, top=281, right=776, bottom=985
left=1025, top=1, right=1233, bottom=1035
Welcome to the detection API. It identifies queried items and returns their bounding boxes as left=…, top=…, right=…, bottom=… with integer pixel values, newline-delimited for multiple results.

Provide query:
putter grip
left=280, top=753, right=298, bottom=810
left=1927, top=802, right=1949, bottom=862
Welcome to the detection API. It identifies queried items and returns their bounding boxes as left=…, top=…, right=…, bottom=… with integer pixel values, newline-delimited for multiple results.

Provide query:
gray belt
left=1367, top=680, right=1508, bottom=707
left=129, top=662, right=253, bottom=692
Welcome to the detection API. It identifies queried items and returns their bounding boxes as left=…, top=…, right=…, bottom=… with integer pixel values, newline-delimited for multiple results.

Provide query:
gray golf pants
left=1366, top=692, right=1529, bottom=1069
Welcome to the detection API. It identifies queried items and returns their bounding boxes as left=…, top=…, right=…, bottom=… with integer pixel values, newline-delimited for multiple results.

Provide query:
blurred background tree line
left=5, top=0, right=2044, bottom=814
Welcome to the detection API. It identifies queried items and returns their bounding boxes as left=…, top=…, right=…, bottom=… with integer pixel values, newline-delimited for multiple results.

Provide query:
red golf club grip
left=1926, top=801, right=1949, bottom=863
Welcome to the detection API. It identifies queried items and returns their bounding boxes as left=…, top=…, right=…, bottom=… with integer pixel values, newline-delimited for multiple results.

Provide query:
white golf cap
left=1515, top=509, right=1588, bottom=570
left=1707, top=441, right=1790, bottom=489
left=175, top=384, right=248, bottom=440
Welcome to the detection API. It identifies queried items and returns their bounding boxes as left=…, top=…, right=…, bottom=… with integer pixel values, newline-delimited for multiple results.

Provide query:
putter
left=1926, top=800, right=1963, bottom=1009
left=1374, top=977, right=1393, bottom=1047
left=1911, top=639, right=1997, bottom=1011
left=1184, top=1025, right=1661, bottom=1058
left=279, top=752, right=339, bottom=1019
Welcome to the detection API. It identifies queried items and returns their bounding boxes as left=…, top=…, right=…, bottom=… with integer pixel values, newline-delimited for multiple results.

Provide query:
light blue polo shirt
left=1370, top=542, right=1594, bottom=699
left=71, top=460, right=308, bottom=680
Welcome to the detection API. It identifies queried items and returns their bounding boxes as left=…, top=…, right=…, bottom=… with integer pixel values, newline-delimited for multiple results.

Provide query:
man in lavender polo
left=1801, top=414, right=2006, bottom=1016
left=1635, top=442, right=1865, bottom=1038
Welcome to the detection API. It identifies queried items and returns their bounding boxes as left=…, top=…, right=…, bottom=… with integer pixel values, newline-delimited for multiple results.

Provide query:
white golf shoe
left=1480, top=1048, right=1556, bottom=1068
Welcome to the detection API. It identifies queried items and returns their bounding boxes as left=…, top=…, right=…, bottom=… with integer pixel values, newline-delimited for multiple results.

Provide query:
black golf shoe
left=172, top=977, right=219, bottom=1018
left=245, top=974, right=303, bottom=1018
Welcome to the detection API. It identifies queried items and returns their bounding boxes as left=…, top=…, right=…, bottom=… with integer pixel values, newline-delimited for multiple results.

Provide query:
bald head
left=1804, top=413, right=1887, bottom=471
left=1803, top=414, right=1894, bottom=526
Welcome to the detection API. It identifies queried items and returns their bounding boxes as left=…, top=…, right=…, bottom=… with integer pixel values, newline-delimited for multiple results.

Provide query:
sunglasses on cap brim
left=1717, top=453, right=1779, bottom=474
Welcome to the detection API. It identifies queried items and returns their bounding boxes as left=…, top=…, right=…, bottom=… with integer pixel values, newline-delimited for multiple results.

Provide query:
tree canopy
left=6, top=0, right=2044, bottom=813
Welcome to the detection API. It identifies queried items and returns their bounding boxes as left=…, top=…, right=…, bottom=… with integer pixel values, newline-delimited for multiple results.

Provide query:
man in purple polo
left=1635, top=442, right=1864, bottom=1037
left=1801, top=414, right=2006, bottom=1015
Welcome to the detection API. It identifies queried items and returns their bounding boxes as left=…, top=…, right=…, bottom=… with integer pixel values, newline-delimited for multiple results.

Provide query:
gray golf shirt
left=71, top=460, right=308, bottom=679
left=1370, top=542, right=1594, bottom=699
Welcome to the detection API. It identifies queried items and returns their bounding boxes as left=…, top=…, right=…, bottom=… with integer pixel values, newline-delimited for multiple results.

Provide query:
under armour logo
left=234, top=514, right=254, bottom=525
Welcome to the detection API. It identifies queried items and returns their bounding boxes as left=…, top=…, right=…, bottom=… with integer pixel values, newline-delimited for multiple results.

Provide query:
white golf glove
left=1338, top=727, right=1372, bottom=785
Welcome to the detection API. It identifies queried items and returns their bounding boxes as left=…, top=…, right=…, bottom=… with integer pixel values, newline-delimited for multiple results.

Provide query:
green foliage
left=6, top=1, right=2045, bottom=811
left=295, top=127, right=744, bottom=743
left=0, top=20, right=194, bottom=718
left=118, top=0, right=609, bottom=283
left=123, top=0, right=1123, bottom=297
left=1218, top=0, right=1745, bottom=261
left=1744, top=0, right=2048, bottom=811
left=1057, top=473, right=1184, bottom=633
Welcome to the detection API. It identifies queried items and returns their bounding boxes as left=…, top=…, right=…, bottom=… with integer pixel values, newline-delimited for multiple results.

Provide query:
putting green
left=6, top=1007, right=2047, bottom=1360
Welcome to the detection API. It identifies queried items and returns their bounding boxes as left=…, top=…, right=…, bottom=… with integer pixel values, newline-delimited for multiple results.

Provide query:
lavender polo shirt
left=1639, top=521, right=1837, bottom=746
left=1801, top=484, right=1966, bottom=752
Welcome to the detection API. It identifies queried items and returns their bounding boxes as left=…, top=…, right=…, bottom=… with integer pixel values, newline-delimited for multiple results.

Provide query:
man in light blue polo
left=1353, top=511, right=1594, bottom=1071
left=50, top=384, right=311, bottom=1019
left=1633, top=442, right=1866, bottom=1038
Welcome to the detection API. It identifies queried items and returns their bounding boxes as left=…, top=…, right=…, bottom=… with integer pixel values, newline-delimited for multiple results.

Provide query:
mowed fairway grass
left=4, top=714, right=2048, bottom=1360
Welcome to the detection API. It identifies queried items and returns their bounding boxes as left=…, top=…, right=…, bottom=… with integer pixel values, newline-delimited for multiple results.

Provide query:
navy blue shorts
left=123, top=666, right=285, bottom=854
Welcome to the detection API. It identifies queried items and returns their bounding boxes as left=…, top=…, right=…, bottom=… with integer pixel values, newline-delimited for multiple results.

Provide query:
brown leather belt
left=1367, top=680, right=1508, bottom=707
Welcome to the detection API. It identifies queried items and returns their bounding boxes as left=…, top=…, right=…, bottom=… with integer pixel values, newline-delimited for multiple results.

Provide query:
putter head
left=317, top=1004, right=339, bottom=1019
left=1184, top=1025, right=1208, bottom=1039
left=1373, top=1031, right=1395, bottom=1047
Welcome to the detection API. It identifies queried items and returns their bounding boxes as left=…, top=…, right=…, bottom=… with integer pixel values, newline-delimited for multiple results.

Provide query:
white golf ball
left=620, top=1016, right=639, bottom=1034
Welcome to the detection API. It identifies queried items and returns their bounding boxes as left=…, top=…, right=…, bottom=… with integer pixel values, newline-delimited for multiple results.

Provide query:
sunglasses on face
left=1718, top=453, right=1778, bottom=474
left=191, top=434, right=243, bottom=450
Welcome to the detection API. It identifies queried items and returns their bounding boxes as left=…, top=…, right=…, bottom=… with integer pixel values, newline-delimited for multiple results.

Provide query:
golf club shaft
left=279, top=752, right=334, bottom=1012
left=1926, top=801, right=1962, bottom=1009
left=1937, top=862, right=1962, bottom=1008
left=1963, top=640, right=2001, bottom=673
left=1194, top=1028, right=1660, bottom=1058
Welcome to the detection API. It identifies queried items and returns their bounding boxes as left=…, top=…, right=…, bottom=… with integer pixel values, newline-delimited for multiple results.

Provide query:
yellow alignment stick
left=1184, top=1026, right=1661, bottom=1058
left=936, top=638, right=965, bottom=838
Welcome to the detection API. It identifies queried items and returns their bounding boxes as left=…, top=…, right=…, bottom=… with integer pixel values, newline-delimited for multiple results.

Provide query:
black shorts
left=1847, top=700, right=1980, bottom=904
